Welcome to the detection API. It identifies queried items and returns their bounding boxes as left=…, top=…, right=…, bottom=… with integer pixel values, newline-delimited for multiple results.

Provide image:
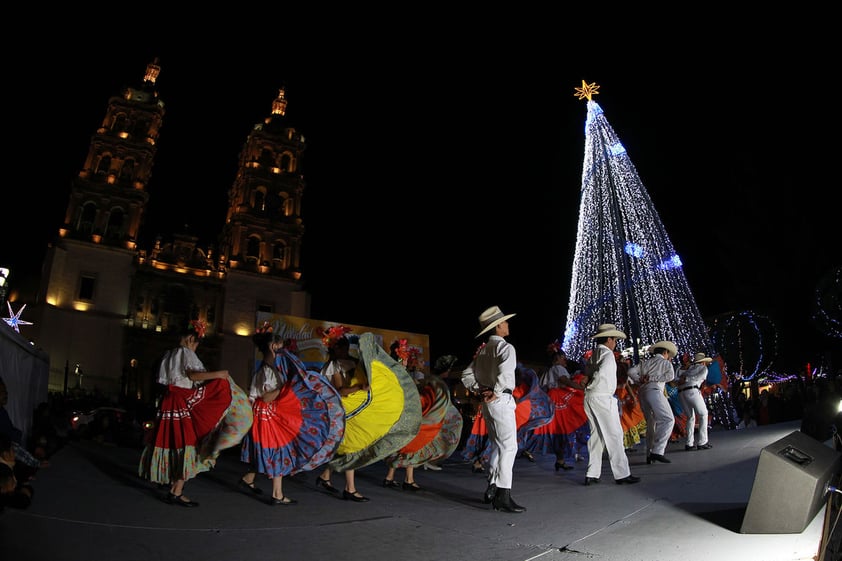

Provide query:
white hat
left=692, top=352, right=713, bottom=364
left=651, top=341, right=678, bottom=359
left=476, top=306, right=516, bottom=338
left=590, top=323, right=627, bottom=339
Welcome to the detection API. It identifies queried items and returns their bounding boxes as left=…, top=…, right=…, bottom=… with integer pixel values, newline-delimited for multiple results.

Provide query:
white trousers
left=483, top=393, right=517, bottom=490
left=678, top=388, right=709, bottom=446
left=584, top=393, right=630, bottom=480
left=638, top=385, right=675, bottom=455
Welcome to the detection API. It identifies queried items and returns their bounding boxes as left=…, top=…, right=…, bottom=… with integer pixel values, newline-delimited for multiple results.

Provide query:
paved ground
left=2, top=420, right=839, bottom=561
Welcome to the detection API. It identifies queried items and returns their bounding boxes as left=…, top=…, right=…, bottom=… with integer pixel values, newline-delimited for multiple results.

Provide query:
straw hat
left=476, top=306, right=516, bottom=338
left=651, top=340, right=678, bottom=359
left=692, top=352, right=713, bottom=364
left=590, top=323, right=627, bottom=339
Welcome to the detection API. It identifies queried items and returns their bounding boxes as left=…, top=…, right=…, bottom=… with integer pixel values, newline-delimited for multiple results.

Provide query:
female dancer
left=239, top=324, right=345, bottom=504
left=139, top=320, right=251, bottom=507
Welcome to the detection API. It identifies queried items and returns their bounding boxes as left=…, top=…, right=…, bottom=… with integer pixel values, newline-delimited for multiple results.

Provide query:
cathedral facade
left=30, top=59, right=309, bottom=402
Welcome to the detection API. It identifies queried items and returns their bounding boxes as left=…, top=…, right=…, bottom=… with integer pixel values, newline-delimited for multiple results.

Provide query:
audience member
left=0, top=377, right=47, bottom=481
left=0, top=433, right=33, bottom=510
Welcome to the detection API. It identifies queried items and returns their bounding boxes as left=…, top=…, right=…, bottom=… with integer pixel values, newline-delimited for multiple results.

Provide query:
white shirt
left=461, top=335, right=517, bottom=394
left=541, top=364, right=571, bottom=389
left=628, top=354, right=675, bottom=389
left=677, top=363, right=707, bottom=389
left=321, top=358, right=359, bottom=384
left=249, top=362, right=283, bottom=402
left=157, top=346, right=206, bottom=389
left=585, top=344, right=617, bottom=396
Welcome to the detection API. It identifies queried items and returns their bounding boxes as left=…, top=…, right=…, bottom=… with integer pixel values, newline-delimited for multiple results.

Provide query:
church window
left=78, top=274, right=96, bottom=302
left=280, top=153, right=293, bottom=172
left=246, top=236, right=261, bottom=263
left=105, top=208, right=125, bottom=241
left=120, top=159, right=134, bottom=181
left=97, top=155, right=112, bottom=175
left=79, top=202, right=97, bottom=234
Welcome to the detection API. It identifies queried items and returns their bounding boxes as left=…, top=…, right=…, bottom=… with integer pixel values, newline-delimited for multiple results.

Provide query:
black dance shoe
left=615, top=475, right=641, bottom=485
left=646, top=453, right=671, bottom=464
left=555, top=461, right=574, bottom=471
left=238, top=478, right=264, bottom=495
left=483, top=483, right=497, bottom=504
left=491, top=488, right=526, bottom=513
left=165, top=493, right=199, bottom=507
left=315, top=476, right=339, bottom=494
left=584, top=477, right=600, bottom=486
left=382, top=478, right=401, bottom=489
left=269, top=496, right=298, bottom=505
left=697, top=443, right=713, bottom=450
left=342, top=490, right=370, bottom=502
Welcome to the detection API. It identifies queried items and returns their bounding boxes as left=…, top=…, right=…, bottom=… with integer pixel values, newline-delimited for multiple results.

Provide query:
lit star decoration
left=574, top=80, right=600, bottom=101
left=3, top=302, right=33, bottom=333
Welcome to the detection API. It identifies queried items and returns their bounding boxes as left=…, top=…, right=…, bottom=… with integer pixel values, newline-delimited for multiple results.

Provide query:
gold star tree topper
left=574, top=80, right=600, bottom=101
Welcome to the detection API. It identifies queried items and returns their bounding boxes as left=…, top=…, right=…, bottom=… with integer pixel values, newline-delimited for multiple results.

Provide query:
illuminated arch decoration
left=709, top=310, right=778, bottom=382
left=812, top=265, right=842, bottom=340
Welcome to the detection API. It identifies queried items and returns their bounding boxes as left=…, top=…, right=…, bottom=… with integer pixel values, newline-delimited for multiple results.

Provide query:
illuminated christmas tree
left=562, top=81, right=713, bottom=363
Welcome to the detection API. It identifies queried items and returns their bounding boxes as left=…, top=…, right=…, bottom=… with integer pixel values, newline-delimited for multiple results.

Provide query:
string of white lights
left=562, top=99, right=712, bottom=363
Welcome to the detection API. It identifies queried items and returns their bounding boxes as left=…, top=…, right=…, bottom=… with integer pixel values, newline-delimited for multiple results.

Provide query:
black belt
left=679, top=386, right=699, bottom=392
left=501, top=388, right=512, bottom=395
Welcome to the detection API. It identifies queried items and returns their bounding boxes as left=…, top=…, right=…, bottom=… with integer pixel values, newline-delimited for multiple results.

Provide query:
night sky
left=4, top=29, right=838, bottom=372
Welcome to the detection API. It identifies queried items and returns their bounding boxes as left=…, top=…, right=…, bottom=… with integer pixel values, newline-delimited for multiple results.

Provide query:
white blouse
left=249, top=362, right=282, bottom=402
left=157, top=346, right=207, bottom=389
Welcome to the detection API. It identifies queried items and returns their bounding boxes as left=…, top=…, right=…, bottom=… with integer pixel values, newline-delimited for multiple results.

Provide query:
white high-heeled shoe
left=422, top=462, right=442, bottom=471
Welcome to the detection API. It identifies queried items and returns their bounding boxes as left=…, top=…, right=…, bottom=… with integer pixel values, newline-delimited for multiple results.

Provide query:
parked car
left=69, top=406, right=148, bottom=448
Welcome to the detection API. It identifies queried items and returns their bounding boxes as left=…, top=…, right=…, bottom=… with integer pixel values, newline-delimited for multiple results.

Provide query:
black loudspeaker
left=741, top=430, right=842, bottom=534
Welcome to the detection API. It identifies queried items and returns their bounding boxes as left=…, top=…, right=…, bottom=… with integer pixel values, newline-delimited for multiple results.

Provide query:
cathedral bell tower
left=219, top=86, right=306, bottom=280
left=34, top=59, right=166, bottom=396
left=60, top=59, right=163, bottom=249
